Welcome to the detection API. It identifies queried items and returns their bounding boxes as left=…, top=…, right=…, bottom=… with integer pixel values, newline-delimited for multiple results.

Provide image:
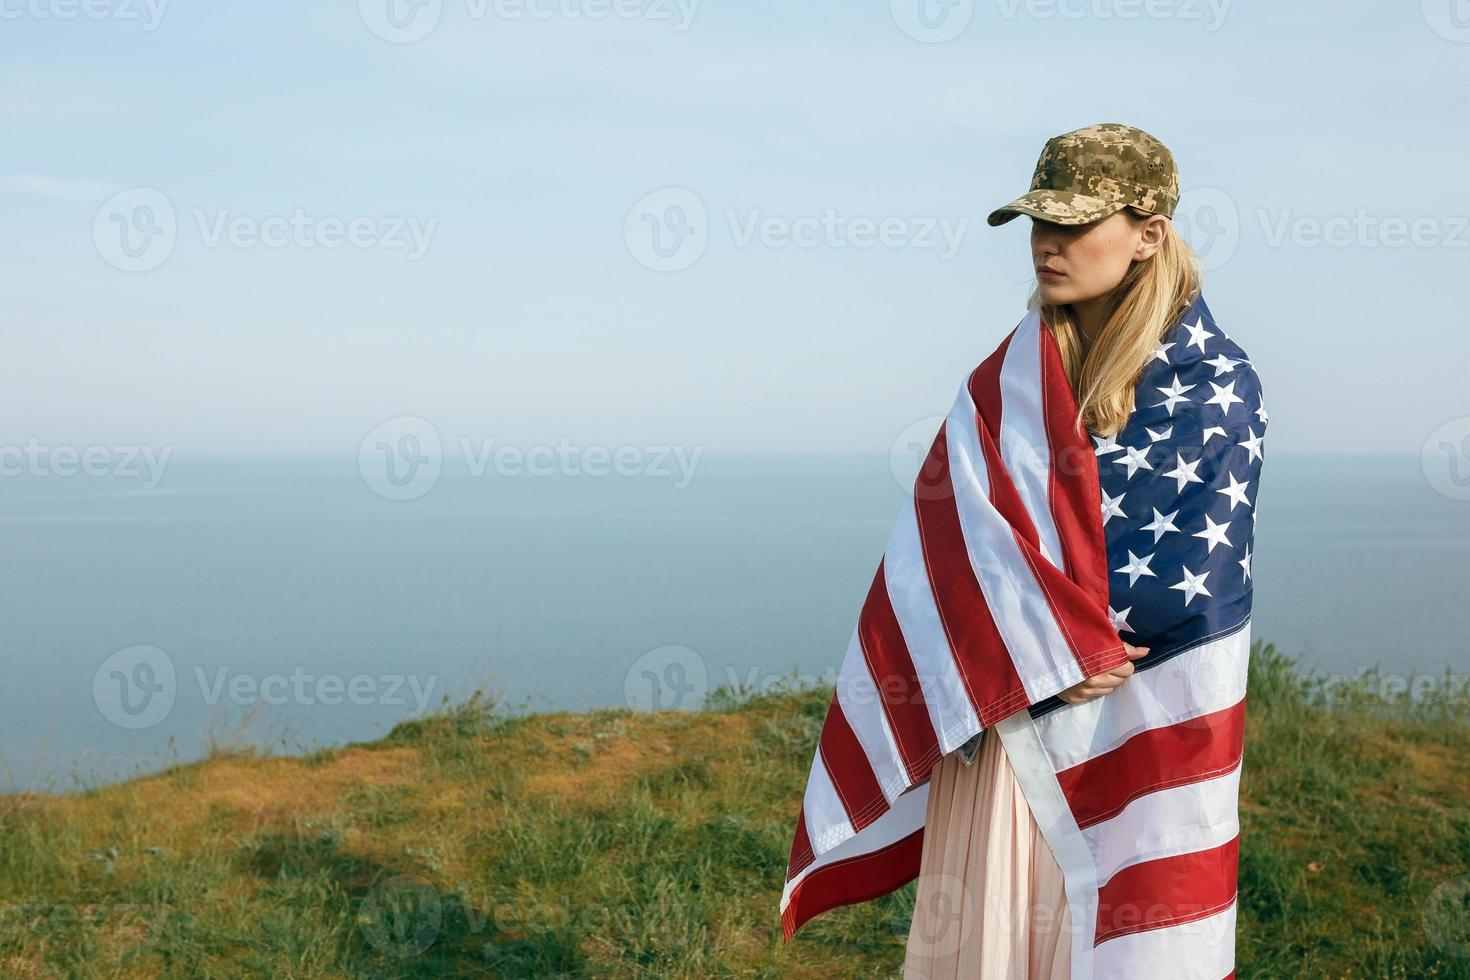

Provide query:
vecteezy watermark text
left=92, top=645, right=440, bottom=729
left=889, top=0, right=1228, bottom=42
left=0, top=439, right=170, bottom=488
left=358, top=416, right=703, bottom=501
left=358, top=0, right=701, bottom=44
left=0, top=0, right=168, bottom=30
left=461, top=437, right=701, bottom=484
left=624, top=187, right=970, bottom=272
left=194, top=666, right=437, bottom=712
left=995, top=0, right=1230, bottom=30
left=1258, top=209, right=1469, bottom=250
left=93, top=187, right=438, bottom=272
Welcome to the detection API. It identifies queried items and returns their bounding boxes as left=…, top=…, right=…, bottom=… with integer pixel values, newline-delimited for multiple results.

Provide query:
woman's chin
left=1036, top=281, right=1073, bottom=305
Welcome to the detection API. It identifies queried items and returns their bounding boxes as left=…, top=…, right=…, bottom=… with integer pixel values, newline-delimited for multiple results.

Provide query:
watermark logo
left=1423, top=416, right=1470, bottom=501
left=890, top=415, right=947, bottom=497
left=359, top=875, right=443, bottom=957
left=359, top=0, right=443, bottom=42
left=890, top=0, right=974, bottom=42
left=624, top=644, right=708, bottom=711
left=1423, top=874, right=1470, bottom=957
left=93, top=645, right=177, bottom=730
left=624, top=187, right=708, bottom=273
left=906, top=871, right=977, bottom=958
left=1423, top=0, right=1470, bottom=42
left=93, top=187, right=177, bottom=273
left=1174, top=186, right=1239, bottom=271
left=359, top=416, right=444, bottom=502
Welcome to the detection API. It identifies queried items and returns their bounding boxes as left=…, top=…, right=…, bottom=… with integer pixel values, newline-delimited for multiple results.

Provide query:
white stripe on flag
left=799, top=748, right=852, bottom=857
left=779, top=781, right=930, bottom=915
left=1092, top=900, right=1237, bottom=980
left=1084, top=767, right=1243, bottom=888
left=945, top=373, right=1086, bottom=702
left=883, top=495, right=981, bottom=755
left=833, top=628, right=909, bottom=811
left=998, top=310, right=1066, bottom=571
left=995, top=709, right=1101, bottom=979
left=1034, top=624, right=1252, bottom=772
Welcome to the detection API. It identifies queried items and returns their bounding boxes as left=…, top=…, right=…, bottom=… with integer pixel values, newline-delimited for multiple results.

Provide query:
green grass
left=1, top=641, right=1467, bottom=977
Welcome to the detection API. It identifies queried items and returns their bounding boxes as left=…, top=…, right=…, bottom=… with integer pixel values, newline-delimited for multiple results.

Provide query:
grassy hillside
left=2, top=641, right=1468, bottom=978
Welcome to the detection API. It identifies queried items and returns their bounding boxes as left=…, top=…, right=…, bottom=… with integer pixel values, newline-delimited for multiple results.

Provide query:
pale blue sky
left=3, top=1, right=1468, bottom=455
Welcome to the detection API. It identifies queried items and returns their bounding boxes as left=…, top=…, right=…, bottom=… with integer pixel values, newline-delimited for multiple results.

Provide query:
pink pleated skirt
left=903, top=728, right=1074, bottom=979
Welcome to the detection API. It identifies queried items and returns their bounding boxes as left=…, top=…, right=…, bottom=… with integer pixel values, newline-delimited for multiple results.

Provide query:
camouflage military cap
left=987, top=123, right=1180, bottom=227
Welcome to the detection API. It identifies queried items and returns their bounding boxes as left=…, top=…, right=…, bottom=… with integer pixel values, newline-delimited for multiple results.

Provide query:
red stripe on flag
left=970, top=330, right=1127, bottom=683
left=1058, top=700, right=1247, bottom=829
left=856, top=560, right=939, bottom=784
left=784, top=804, right=813, bottom=880
left=1094, top=837, right=1240, bottom=946
left=968, top=336, right=1044, bottom=552
left=815, top=689, right=889, bottom=834
left=913, top=422, right=1028, bottom=728
left=1038, top=316, right=1113, bottom=608
left=780, top=826, right=925, bottom=943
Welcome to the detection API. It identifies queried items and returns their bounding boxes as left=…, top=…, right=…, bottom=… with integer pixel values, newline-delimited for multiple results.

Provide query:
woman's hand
left=1057, top=643, right=1150, bottom=704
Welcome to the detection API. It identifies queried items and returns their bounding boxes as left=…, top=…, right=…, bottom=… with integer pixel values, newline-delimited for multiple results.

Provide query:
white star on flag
left=1145, top=425, right=1173, bottom=442
left=1192, top=515, right=1233, bottom=553
left=1237, top=427, right=1264, bottom=464
left=1093, top=433, right=1124, bottom=456
left=1116, top=444, right=1153, bottom=478
left=1203, top=353, right=1239, bottom=376
left=1202, top=426, right=1228, bottom=445
left=1183, top=317, right=1213, bottom=352
left=1216, top=472, right=1253, bottom=511
left=1154, top=374, right=1196, bottom=416
left=1115, top=550, right=1157, bottom=586
left=1239, top=543, right=1253, bottom=582
left=1141, top=507, right=1181, bottom=542
left=1163, top=452, right=1204, bottom=492
left=1204, top=380, right=1244, bottom=414
left=1255, top=401, right=1269, bottom=424
left=1101, top=488, right=1127, bottom=524
left=1109, top=605, right=1133, bottom=632
left=1170, top=565, right=1213, bottom=605
left=1151, top=340, right=1175, bottom=364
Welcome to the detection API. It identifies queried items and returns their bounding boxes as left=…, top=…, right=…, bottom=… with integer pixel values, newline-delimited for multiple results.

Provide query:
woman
left=904, top=125, right=1264, bottom=978
left=778, top=124, right=1267, bottom=980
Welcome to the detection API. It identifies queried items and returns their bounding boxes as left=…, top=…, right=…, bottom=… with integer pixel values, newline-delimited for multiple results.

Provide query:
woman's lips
left=1037, top=268, right=1065, bottom=280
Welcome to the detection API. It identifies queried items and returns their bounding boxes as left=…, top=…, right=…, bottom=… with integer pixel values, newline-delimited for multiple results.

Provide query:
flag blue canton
left=1032, top=294, right=1267, bottom=719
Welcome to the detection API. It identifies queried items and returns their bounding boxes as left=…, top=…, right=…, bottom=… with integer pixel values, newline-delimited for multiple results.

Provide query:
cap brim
left=986, top=190, right=1130, bottom=228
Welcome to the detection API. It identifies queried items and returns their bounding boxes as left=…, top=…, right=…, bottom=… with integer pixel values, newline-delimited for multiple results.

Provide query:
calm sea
left=1, top=452, right=1464, bottom=793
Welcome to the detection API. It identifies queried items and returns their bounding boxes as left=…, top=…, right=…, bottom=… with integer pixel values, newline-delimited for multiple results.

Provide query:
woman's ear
left=1134, top=214, right=1170, bottom=260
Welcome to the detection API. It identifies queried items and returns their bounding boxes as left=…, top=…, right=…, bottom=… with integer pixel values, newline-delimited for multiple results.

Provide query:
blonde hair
left=1032, top=208, right=1201, bottom=438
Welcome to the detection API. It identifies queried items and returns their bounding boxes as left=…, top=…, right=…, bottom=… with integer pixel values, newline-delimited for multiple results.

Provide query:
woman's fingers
left=1059, top=646, right=1152, bottom=703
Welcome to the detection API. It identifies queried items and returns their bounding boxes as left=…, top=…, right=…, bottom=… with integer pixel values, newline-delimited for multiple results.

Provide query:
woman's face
left=1030, top=209, right=1168, bottom=306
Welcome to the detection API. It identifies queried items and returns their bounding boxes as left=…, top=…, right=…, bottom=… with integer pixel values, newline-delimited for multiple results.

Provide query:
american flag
left=779, top=294, right=1266, bottom=980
